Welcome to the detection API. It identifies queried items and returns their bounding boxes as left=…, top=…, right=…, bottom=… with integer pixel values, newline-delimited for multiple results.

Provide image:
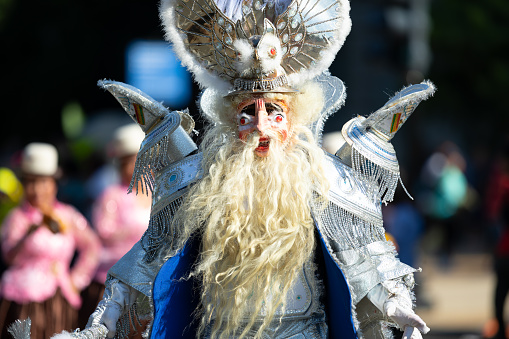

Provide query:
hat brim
left=224, top=86, right=298, bottom=98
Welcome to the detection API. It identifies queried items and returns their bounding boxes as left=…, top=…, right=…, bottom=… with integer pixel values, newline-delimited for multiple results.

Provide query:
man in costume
left=55, top=0, right=436, bottom=338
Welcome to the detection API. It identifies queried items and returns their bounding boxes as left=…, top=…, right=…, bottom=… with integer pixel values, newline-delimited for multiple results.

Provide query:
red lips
left=256, top=138, right=270, bottom=151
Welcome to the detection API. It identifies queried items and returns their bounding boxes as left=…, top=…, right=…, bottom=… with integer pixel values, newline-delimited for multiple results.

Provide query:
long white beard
left=174, top=126, right=328, bottom=339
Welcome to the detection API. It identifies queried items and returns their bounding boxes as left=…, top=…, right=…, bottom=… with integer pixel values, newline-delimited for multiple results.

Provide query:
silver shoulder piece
left=336, top=80, right=436, bottom=203
left=322, top=153, right=382, bottom=228
left=141, top=153, right=203, bottom=263
left=98, top=80, right=198, bottom=194
left=315, top=154, right=417, bottom=305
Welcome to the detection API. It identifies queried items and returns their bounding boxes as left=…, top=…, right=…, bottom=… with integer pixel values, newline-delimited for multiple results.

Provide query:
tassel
left=129, top=134, right=173, bottom=195
left=7, top=318, right=31, bottom=339
left=350, top=147, right=401, bottom=204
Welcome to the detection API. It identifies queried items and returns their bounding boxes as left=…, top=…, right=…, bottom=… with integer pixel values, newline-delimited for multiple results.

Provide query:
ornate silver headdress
left=160, top=0, right=351, bottom=93
left=160, top=0, right=351, bottom=140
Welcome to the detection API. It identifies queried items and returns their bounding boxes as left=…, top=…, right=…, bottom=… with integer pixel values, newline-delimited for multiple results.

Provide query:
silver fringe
left=129, top=136, right=172, bottom=196
left=114, top=303, right=143, bottom=339
left=350, top=147, right=400, bottom=204
left=233, top=74, right=290, bottom=92
left=141, top=196, right=185, bottom=263
left=314, top=201, right=386, bottom=252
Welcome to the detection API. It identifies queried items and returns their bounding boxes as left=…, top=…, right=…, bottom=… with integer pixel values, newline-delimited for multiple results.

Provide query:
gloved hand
left=384, top=299, right=430, bottom=339
left=86, top=277, right=140, bottom=338
left=367, top=279, right=430, bottom=339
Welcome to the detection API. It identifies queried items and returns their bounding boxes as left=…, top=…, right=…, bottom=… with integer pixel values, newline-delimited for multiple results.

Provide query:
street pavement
left=412, top=253, right=495, bottom=339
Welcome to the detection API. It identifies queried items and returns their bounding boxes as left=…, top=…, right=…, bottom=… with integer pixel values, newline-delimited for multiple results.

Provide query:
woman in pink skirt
left=0, top=142, right=101, bottom=339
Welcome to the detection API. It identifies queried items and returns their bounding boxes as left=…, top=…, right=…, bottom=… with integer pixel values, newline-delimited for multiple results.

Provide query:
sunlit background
left=0, top=0, right=508, bottom=337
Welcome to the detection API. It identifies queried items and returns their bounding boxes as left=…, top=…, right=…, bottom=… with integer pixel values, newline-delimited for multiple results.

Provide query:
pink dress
left=0, top=201, right=101, bottom=309
left=92, top=184, right=150, bottom=283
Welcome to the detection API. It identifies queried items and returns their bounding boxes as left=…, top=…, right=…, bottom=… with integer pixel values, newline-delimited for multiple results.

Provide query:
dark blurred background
left=0, top=0, right=508, bottom=336
left=0, top=0, right=507, bottom=176
left=1, top=0, right=507, bottom=187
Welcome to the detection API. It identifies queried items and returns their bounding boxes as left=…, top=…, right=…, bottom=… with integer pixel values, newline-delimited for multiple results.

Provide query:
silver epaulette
left=140, top=152, right=203, bottom=263
left=323, top=153, right=382, bottom=227
left=151, top=153, right=203, bottom=215
left=335, top=80, right=436, bottom=203
left=98, top=80, right=198, bottom=195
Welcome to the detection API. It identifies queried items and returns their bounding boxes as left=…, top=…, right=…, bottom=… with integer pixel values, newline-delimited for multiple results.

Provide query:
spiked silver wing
left=362, top=80, right=436, bottom=140
left=174, top=0, right=239, bottom=82
left=277, top=0, right=350, bottom=82
left=98, top=80, right=170, bottom=133
left=233, top=0, right=351, bottom=85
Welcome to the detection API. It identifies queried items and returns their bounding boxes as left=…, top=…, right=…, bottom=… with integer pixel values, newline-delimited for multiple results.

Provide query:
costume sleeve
left=68, top=206, right=102, bottom=291
left=1, top=208, right=32, bottom=264
left=317, top=154, right=417, bottom=306
left=315, top=82, right=436, bottom=335
left=107, top=152, right=203, bottom=297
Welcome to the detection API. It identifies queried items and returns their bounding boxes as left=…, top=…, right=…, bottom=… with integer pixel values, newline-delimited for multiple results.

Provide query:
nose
left=255, top=99, right=270, bottom=134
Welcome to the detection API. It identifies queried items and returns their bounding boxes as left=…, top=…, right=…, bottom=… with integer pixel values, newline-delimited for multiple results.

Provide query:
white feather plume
left=233, top=39, right=255, bottom=75
left=257, top=33, right=283, bottom=74
left=50, top=331, right=75, bottom=339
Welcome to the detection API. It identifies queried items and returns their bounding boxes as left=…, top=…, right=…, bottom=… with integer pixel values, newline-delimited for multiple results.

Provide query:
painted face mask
left=236, top=97, right=290, bottom=157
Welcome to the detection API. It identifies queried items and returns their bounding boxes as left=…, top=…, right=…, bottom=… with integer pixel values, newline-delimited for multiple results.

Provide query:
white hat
left=21, top=143, right=59, bottom=177
left=111, top=123, right=145, bottom=158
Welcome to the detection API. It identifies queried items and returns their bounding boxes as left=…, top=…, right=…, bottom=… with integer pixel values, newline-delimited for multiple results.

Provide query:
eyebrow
left=265, top=102, right=284, bottom=112
left=240, top=103, right=256, bottom=115
left=238, top=101, right=286, bottom=116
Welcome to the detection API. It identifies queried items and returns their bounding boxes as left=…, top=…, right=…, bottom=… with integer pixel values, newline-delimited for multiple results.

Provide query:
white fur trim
left=50, top=331, right=75, bottom=339
left=233, top=39, right=254, bottom=74
left=160, top=0, right=352, bottom=91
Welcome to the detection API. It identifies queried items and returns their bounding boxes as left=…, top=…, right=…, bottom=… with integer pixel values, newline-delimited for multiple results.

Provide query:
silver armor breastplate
left=206, top=263, right=327, bottom=339
left=265, top=266, right=317, bottom=319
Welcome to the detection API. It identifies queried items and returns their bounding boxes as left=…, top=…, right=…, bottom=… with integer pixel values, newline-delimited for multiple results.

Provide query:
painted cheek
left=238, top=129, right=252, bottom=140
left=270, top=119, right=288, bottom=141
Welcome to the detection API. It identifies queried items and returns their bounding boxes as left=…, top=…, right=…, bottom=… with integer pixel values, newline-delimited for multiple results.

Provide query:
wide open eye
left=274, top=114, right=284, bottom=123
left=238, top=113, right=252, bottom=126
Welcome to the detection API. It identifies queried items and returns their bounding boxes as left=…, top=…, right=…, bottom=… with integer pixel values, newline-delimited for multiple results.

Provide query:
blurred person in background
left=484, top=140, right=509, bottom=339
left=0, top=168, right=24, bottom=276
left=416, top=141, right=470, bottom=266
left=0, top=142, right=101, bottom=339
left=79, top=124, right=150, bottom=332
